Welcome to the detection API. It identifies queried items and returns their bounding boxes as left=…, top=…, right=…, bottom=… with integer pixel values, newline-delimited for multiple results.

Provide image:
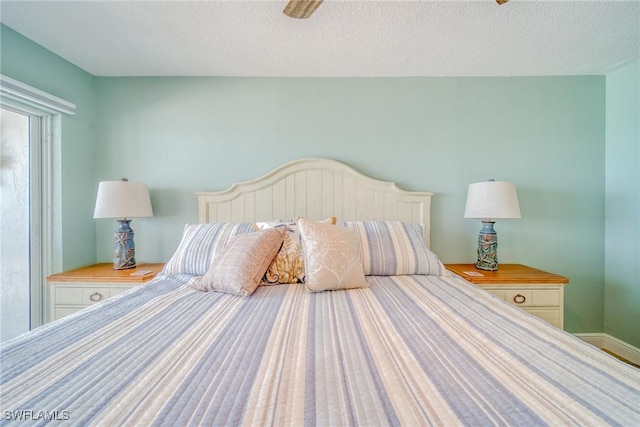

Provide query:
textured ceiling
left=1, top=0, right=639, bottom=77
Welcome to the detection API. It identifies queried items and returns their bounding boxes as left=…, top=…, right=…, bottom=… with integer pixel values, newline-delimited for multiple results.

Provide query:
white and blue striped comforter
left=2, top=273, right=639, bottom=426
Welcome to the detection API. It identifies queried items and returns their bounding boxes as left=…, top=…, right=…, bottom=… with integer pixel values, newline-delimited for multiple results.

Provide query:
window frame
left=1, top=74, right=75, bottom=328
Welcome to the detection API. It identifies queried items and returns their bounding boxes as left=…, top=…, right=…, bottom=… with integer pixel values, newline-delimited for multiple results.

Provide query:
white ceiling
left=1, top=0, right=639, bottom=77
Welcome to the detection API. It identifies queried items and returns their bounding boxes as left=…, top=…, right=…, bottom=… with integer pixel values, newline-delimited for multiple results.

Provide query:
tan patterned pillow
left=296, top=218, right=368, bottom=292
left=192, top=228, right=285, bottom=296
left=254, top=217, right=336, bottom=284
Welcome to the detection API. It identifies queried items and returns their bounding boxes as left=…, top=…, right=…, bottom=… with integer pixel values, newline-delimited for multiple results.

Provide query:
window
left=0, top=75, right=75, bottom=339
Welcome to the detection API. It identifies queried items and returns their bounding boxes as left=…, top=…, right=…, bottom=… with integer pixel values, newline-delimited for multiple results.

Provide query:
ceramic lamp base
left=113, top=219, right=136, bottom=270
left=476, top=220, right=498, bottom=271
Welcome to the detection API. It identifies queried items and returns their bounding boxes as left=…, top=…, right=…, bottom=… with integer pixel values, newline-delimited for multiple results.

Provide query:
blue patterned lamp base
left=476, top=221, right=498, bottom=271
left=113, top=219, right=136, bottom=270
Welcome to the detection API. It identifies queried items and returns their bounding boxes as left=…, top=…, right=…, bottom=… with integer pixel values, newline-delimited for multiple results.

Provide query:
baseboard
left=574, top=333, right=606, bottom=349
left=575, top=333, right=640, bottom=365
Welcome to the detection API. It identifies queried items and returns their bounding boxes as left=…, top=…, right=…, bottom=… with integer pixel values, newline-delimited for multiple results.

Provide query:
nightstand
left=46, top=262, right=164, bottom=322
left=445, top=264, right=569, bottom=329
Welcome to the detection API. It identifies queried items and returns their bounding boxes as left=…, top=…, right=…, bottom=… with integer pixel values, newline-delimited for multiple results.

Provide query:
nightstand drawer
left=54, top=284, right=127, bottom=305
left=527, top=309, right=561, bottom=327
left=504, top=289, right=560, bottom=307
left=50, top=284, right=136, bottom=321
left=485, top=287, right=560, bottom=306
left=54, top=307, right=84, bottom=319
left=55, top=287, right=84, bottom=305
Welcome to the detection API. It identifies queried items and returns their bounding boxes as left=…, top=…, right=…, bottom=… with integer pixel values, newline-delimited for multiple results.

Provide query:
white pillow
left=296, top=218, right=368, bottom=292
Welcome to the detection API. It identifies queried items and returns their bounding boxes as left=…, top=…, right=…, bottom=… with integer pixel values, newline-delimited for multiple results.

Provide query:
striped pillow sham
left=340, top=221, right=444, bottom=276
left=162, top=222, right=255, bottom=276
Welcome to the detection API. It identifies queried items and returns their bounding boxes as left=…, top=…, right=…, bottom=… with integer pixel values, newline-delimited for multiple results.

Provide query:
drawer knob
left=513, top=294, right=526, bottom=304
left=89, top=292, right=103, bottom=302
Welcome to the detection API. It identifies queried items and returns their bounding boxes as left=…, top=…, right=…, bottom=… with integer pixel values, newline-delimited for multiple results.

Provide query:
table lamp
left=464, top=180, right=520, bottom=271
left=93, top=179, right=153, bottom=270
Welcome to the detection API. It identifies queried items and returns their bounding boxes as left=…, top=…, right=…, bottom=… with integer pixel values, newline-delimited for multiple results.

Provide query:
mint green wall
left=2, top=23, right=614, bottom=335
left=95, top=76, right=606, bottom=333
left=0, top=24, right=96, bottom=271
left=605, top=61, right=640, bottom=347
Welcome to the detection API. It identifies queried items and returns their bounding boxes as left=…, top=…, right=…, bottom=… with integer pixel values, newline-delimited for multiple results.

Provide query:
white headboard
left=197, top=158, right=434, bottom=246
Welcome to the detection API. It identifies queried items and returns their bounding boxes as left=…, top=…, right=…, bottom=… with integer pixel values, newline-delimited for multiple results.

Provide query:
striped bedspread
left=2, top=273, right=639, bottom=426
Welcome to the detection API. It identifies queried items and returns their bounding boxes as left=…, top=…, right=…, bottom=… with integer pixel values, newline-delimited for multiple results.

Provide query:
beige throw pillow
left=296, top=218, right=368, bottom=292
left=193, top=228, right=285, bottom=296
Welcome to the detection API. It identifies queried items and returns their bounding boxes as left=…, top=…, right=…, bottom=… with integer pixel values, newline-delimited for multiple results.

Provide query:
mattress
left=2, top=273, right=639, bottom=426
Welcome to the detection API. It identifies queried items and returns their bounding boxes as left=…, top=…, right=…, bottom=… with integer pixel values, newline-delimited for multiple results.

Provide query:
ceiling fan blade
left=283, top=0, right=324, bottom=19
left=496, top=0, right=510, bottom=4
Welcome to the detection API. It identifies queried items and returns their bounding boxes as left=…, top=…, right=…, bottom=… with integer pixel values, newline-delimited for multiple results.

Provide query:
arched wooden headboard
left=196, top=158, right=434, bottom=247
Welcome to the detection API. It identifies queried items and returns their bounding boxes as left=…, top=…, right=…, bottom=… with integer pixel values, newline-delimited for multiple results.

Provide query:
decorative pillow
left=192, top=228, right=285, bottom=296
left=296, top=218, right=368, bottom=292
left=162, top=222, right=255, bottom=276
left=254, top=217, right=336, bottom=284
left=340, top=221, right=444, bottom=276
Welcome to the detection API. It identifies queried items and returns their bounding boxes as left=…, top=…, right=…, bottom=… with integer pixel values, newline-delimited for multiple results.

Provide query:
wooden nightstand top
left=445, top=264, right=569, bottom=285
left=47, top=263, right=165, bottom=283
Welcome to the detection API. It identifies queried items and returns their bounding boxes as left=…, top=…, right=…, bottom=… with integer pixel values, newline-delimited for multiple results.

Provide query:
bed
left=2, top=158, right=639, bottom=426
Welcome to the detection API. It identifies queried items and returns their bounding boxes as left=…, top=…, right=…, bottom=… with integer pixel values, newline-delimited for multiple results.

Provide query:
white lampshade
left=93, top=180, right=153, bottom=219
left=464, top=181, right=521, bottom=220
